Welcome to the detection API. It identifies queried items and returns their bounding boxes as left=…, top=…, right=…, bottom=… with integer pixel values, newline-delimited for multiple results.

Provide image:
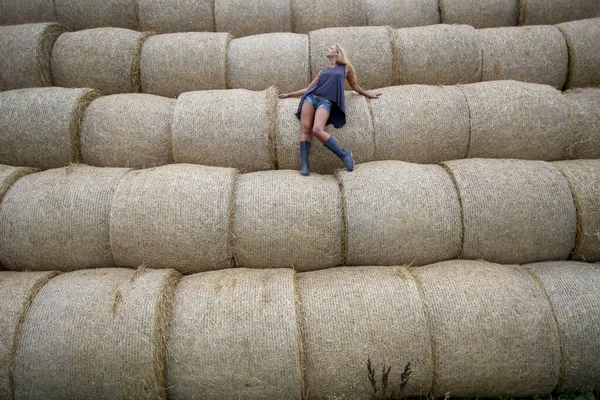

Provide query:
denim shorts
left=303, top=94, right=332, bottom=111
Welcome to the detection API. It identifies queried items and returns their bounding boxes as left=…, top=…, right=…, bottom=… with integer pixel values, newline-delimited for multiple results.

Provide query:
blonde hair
left=333, top=44, right=350, bottom=66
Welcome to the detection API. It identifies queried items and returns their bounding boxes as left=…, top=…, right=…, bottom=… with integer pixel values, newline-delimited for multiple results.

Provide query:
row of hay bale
left=2, top=18, right=600, bottom=94
left=0, top=159, right=598, bottom=273
left=1, top=260, right=599, bottom=399
left=2, top=83, right=599, bottom=172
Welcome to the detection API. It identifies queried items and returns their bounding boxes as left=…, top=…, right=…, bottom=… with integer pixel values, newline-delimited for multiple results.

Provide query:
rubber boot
left=300, top=141, right=310, bottom=176
left=324, top=136, right=354, bottom=171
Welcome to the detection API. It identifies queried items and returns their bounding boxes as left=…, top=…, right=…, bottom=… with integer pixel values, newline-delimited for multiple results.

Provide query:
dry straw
left=227, top=33, right=309, bottom=92
left=291, top=0, right=366, bottom=33
left=365, top=0, right=439, bottom=27
left=556, top=18, right=600, bottom=89
left=0, top=0, right=56, bottom=25
left=232, top=170, right=342, bottom=271
left=395, top=24, right=481, bottom=85
left=110, top=164, right=237, bottom=273
left=478, top=26, right=568, bottom=88
left=137, top=0, right=214, bottom=32
left=54, top=0, right=137, bottom=30
left=167, top=268, right=302, bottom=399
left=140, top=32, right=230, bottom=98
left=519, top=0, right=600, bottom=25
left=0, top=23, right=66, bottom=91
left=215, top=0, right=290, bottom=37
left=338, top=161, right=462, bottom=266
left=371, top=85, right=469, bottom=163
left=0, top=87, right=100, bottom=169
left=439, top=0, right=518, bottom=28
left=0, top=165, right=130, bottom=271
left=414, top=260, right=560, bottom=397
left=0, top=165, right=37, bottom=205
left=80, top=93, right=175, bottom=168
left=276, top=92, right=374, bottom=173
left=460, top=81, right=570, bottom=160
left=442, top=159, right=576, bottom=264
left=12, top=267, right=180, bottom=399
left=297, top=266, right=433, bottom=399
left=563, top=88, right=600, bottom=159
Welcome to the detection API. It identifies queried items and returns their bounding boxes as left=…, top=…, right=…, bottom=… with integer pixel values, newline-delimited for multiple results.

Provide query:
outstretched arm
left=346, top=64, right=382, bottom=99
left=277, top=72, right=320, bottom=98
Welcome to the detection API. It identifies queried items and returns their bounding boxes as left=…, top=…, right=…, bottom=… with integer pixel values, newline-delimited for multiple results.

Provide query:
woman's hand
left=367, top=92, right=382, bottom=99
left=277, top=93, right=290, bottom=99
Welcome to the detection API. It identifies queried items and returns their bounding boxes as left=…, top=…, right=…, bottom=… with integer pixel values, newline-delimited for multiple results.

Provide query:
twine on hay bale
left=215, top=0, right=290, bottom=37
left=556, top=18, right=600, bottom=89
left=442, top=159, right=576, bottom=264
left=478, top=26, right=568, bottom=88
left=110, top=164, right=237, bottom=273
left=290, top=0, right=366, bottom=34
left=460, top=81, right=570, bottom=160
left=54, top=0, right=137, bottom=30
left=167, top=268, right=302, bottom=399
left=0, top=87, right=101, bottom=169
left=138, top=0, right=214, bottom=33
left=0, top=165, right=130, bottom=271
left=140, top=32, right=231, bottom=98
left=0, top=165, right=38, bottom=204
left=0, top=0, right=56, bottom=25
left=338, top=161, right=461, bottom=266
left=232, top=170, right=342, bottom=271
left=371, top=85, right=469, bottom=163
left=439, top=0, right=518, bottom=28
left=365, top=0, right=439, bottom=28
left=413, top=260, right=560, bottom=397
left=12, top=267, right=180, bottom=399
left=0, top=23, right=66, bottom=91
left=227, top=33, right=309, bottom=93
left=519, top=0, right=600, bottom=25
left=80, top=93, right=175, bottom=168
left=563, top=88, right=600, bottom=159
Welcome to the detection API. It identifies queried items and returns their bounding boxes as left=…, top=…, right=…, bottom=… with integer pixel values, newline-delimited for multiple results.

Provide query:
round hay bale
left=338, top=161, right=462, bottom=266
left=54, top=0, right=137, bottom=30
left=51, top=28, right=148, bottom=95
left=140, top=32, right=230, bottom=98
left=365, top=0, right=439, bottom=28
left=167, top=268, right=302, bottom=399
left=439, top=0, right=518, bottom=28
left=525, top=261, right=600, bottom=393
left=442, top=159, right=576, bottom=264
left=80, top=94, right=175, bottom=168
left=552, top=160, right=600, bottom=262
left=110, top=164, right=237, bottom=273
left=556, top=18, right=600, bottom=89
left=298, top=266, right=433, bottom=399
left=413, top=260, right=560, bottom=397
left=276, top=92, right=374, bottom=174
left=0, top=165, right=37, bottom=204
left=232, top=170, right=342, bottom=271
left=478, top=26, right=568, bottom=88
left=12, top=267, right=180, bottom=399
left=0, top=165, right=130, bottom=271
left=460, top=81, right=570, bottom=160
left=227, top=33, right=309, bottom=93
left=138, top=0, right=214, bottom=33
left=0, top=271, right=57, bottom=400
left=215, top=0, right=290, bottom=37
left=395, top=24, right=481, bottom=85
left=172, top=89, right=275, bottom=172
left=519, top=0, right=600, bottom=25
left=563, top=89, right=600, bottom=159
left=309, top=26, right=394, bottom=90
left=0, top=0, right=56, bottom=25
left=290, top=0, right=366, bottom=34
left=371, top=85, right=469, bottom=163
left=0, top=87, right=100, bottom=169
left=0, top=23, right=65, bottom=90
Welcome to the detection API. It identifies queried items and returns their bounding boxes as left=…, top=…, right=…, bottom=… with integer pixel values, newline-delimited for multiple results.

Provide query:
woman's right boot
left=300, top=141, right=310, bottom=176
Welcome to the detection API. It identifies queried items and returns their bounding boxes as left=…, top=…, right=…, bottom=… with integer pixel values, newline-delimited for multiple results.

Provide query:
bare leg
left=312, top=107, right=332, bottom=144
left=300, top=102, right=315, bottom=142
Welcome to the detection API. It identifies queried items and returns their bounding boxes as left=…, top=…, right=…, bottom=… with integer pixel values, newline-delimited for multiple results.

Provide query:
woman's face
left=325, top=45, right=338, bottom=58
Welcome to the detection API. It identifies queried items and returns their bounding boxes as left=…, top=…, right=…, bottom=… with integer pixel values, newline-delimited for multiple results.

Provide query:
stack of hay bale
left=1, top=0, right=599, bottom=398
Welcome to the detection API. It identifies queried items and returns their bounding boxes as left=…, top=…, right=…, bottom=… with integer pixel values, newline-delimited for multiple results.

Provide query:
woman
left=278, top=44, right=382, bottom=175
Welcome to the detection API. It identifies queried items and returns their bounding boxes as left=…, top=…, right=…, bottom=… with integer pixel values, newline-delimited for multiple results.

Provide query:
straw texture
left=110, top=164, right=237, bottom=273
left=0, top=23, right=66, bottom=90
left=443, top=159, right=576, bottom=264
left=80, top=94, right=175, bottom=168
left=12, top=267, right=180, bottom=399
left=227, top=33, right=309, bottom=92
left=51, top=28, right=147, bottom=94
left=478, top=26, right=568, bottom=88
left=526, top=261, right=600, bottom=393
left=276, top=92, right=374, bottom=173
left=440, top=0, right=518, bottom=27
left=309, top=27, right=394, bottom=90
left=395, top=24, right=481, bottom=85
left=519, top=0, right=600, bottom=25
left=553, top=160, right=600, bottom=262
left=215, top=0, right=290, bottom=37
left=461, top=81, right=570, bottom=160
left=0, top=271, right=56, bottom=400
left=365, top=0, right=439, bottom=28
left=291, top=0, right=366, bottom=33
left=414, top=260, right=560, bottom=397
left=0, top=165, right=37, bottom=204
left=232, top=170, right=342, bottom=270
left=0, top=0, right=56, bottom=24
left=0, top=87, right=100, bottom=169
left=557, top=18, right=600, bottom=89
left=172, top=89, right=275, bottom=171
left=54, top=0, right=137, bottom=30
left=167, top=268, right=302, bottom=399
left=563, top=89, right=600, bottom=159
left=138, top=0, right=214, bottom=32
left=140, top=32, right=230, bottom=98
left=0, top=165, right=130, bottom=271
left=372, top=85, right=469, bottom=163
left=339, top=161, right=461, bottom=266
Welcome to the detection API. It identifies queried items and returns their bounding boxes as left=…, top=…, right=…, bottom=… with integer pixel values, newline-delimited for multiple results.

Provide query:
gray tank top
left=296, top=64, right=347, bottom=128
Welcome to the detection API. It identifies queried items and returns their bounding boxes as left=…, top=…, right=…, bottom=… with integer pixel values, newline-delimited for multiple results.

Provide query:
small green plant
left=367, top=357, right=412, bottom=400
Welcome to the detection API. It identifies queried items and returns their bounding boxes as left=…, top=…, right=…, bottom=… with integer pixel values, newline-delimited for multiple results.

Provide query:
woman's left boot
left=324, top=136, right=354, bottom=171
left=300, top=141, right=310, bottom=176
